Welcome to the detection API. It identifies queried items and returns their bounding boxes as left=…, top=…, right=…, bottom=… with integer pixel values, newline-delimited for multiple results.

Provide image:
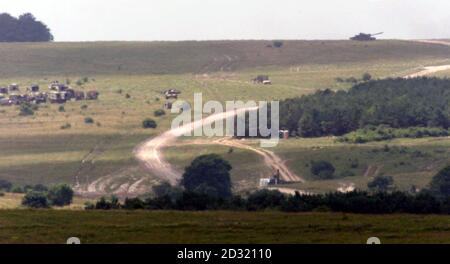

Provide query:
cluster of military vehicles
left=0, top=81, right=99, bottom=106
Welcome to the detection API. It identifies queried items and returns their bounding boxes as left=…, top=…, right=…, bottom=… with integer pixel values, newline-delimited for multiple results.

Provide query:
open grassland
left=0, top=210, right=448, bottom=243
left=1, top=40, right=450, bottom=194
left=1, top=40, right=450, bottom=77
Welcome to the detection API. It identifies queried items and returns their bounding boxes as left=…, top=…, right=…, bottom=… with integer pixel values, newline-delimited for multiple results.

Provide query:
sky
left=1, top=0, right=450, bottom=41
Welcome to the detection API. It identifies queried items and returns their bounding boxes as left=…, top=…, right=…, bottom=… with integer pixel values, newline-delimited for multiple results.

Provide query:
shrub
left=368, top=175, right=394, bottom=192
left=58, top=105, right=65, bottom=112
left=22, top=191, right=49, bottom=208
left=60, top=123, right=71, bottom=129
left=33, top=184, right=48, bottom=192
left=154, top=109, right=166, bottom=117
left=80, top=104, right=88, bottom=110
left=0, top=179, right=12, bottom=191
left=11, top=186, right=24, bottom=193
left=47, top=184, right=74, bottom=206
left=19, top=102, right=36, bottom=116
left=362, top=73, right=372, bottom=82
left=142, top=118, right=157, bottom=129
left=84, top=117, right=94, bottom=124
left=273, top=41, right=284, bottom=48
left=310, top=160, right=335, bottom=179
left=429, top=165, right=450, bottom=198
left=125, top=93, right=131, bottom=99
left=94, top=196, right=120, bottom=210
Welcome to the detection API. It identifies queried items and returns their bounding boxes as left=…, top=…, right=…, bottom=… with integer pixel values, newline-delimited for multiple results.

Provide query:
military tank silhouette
left=350, top=32, right=383, bottom=41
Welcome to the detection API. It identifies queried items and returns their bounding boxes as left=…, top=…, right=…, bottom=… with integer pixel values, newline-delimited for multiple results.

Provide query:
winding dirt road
left=135, top=106, right=292, bottom=185
left=135, top=107, right=302, bottom=186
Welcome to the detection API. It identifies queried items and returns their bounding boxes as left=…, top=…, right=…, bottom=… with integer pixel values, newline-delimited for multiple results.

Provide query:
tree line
left=279, top=77, right=450, bottom=137
left=85, top=154, right=450, bottom=215
left=0, top=13, right=53, bottom=42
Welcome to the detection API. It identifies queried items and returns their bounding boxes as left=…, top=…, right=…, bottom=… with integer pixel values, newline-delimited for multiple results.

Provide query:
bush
left=246, top=190, right=286, bottom=211
left=142, top=118, right=157, bottom=129
left=0, top=179, right=12, bottom=191
left=154, top=109, right=166, bottom=117
left=273, top=41, right=284, bottom=48
left=84, top=117, right=94, bottom=124
left=123, top=198, right=146, bottom=210
left=19, top=102, right=36, bottom=116
left=310, top=161, right=335, bottom=179
left=429, top=165, right=450, bottom=198
left=368, top=175, right=394, bottom=192
left=80, top=104, right=88, bottom=110
left=362, top=73, right=372, bottom=82
left=60, top=123, right=71, bottom=129
left=94, top=196, right=120, bottom=210
left=11, top=186, right=24, bottom=193
left=33, top=184, right=48, bottom=192
left=22, top=191, right=49, bottom=208
left=58, top=105, right=65, bottom=112
left=47, top=184, right=73, bottom=206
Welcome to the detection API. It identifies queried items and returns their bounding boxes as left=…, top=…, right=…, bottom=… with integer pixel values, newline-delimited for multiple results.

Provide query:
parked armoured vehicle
left=86, top=91, right=99, bottom=100
left=350, top=32, right=383, bottom=41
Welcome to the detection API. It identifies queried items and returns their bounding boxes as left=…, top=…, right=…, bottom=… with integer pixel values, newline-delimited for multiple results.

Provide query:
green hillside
left=1, top=40, right=450, bottom=76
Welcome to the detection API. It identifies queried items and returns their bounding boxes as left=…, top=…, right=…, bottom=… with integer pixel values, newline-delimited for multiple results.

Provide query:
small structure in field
left=8, top=83, right=20, bottom=93
left=164, top=89, right=181, bottom=100
left=0, top=98, right=12, bottom=106
left=74, top=91, right=85, bottom=100
left=27, top=84, right=40, bottom=93
left=48, top=91, right=67, bottom=104
left=0, top=87, right=8, bottom=94
left=86, top=91, right=99, bottom=100
left=259, top=170, right=282, bottom=187
left=252, top=75, right=271, bottom=84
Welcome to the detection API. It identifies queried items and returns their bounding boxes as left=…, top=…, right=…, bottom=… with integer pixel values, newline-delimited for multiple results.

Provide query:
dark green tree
left=47, top=184, right=74, bottom=206
left=181, top=154, right=232, bottom=198
left=310, top=160, right=335, bottom=179
left=22, top=191, right=49, bottom=208
left=429, top=165, right=450, bottom=198
left=0, top=13, right=53, bottom=42
left=368, top=175, right=394, bottom=192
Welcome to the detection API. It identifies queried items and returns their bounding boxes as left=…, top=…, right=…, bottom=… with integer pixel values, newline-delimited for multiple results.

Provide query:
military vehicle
left=86, top=90, right=99, bottom=100
left=164, top=89, right=181, bottom=100
left=74, top=91, right=85, bottom=100
left=252, top=75, right=271, bottom=84
left=48, top=90, right=67, bottom=104
left=350, top=32, right=383, bottom=41
left=8, top=83, right=20, bottom=92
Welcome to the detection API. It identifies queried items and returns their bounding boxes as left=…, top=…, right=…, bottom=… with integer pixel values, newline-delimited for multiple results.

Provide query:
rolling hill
left=1, top=40, right=450, bottom=77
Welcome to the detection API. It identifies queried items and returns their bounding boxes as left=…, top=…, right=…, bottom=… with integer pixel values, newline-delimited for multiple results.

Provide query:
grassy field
left=0, top=210, right=448, bottom=243
left=1, top=40, right=450, bottom=196
left=1, top=40, right=450, bottom=77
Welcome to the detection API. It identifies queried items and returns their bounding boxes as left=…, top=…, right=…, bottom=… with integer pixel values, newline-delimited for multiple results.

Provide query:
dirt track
left=134, top=107, right=281, bottom=185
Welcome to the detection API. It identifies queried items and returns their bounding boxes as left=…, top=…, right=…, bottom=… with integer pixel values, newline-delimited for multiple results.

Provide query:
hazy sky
left=1, top=0, right=450, bottom=41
